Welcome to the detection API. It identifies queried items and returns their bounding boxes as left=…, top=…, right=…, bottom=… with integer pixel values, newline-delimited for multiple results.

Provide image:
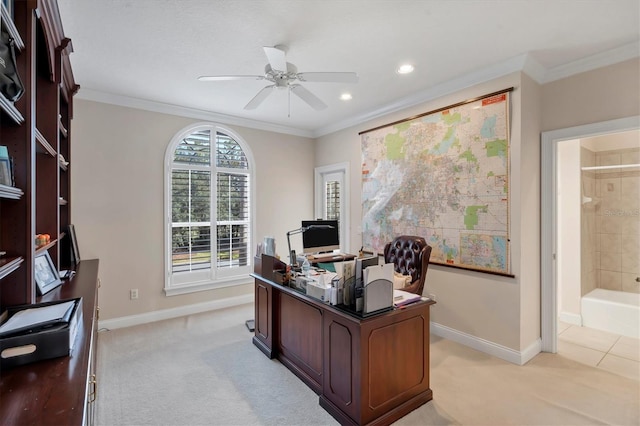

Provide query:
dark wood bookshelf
left=0, top=1, right=94, bottom=424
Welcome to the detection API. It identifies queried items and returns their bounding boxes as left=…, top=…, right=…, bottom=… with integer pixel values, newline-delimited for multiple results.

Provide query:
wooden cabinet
left=252, top=273, right=435, bottom=426
left=1, top=259, right=100, bottom=425
left=0, top=0, right=78, bottom=308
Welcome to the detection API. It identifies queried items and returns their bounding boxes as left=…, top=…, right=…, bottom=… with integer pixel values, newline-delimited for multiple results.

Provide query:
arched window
left=164, top=124, right=254, bottom=295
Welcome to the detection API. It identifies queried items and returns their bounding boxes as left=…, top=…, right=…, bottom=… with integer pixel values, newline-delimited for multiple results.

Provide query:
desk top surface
left=251, top=272, right=435, bottom=322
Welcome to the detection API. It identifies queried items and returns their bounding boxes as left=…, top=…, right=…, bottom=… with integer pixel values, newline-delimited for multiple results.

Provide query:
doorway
left=314, top=162, right=350, bottom=253
left=541, top=116, right=640, bottom=353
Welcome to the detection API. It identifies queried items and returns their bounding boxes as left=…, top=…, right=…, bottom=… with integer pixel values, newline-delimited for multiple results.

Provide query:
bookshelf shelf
left=0, top=183, right=23, bottom=199
left=0, top=256, right=24, bottom=280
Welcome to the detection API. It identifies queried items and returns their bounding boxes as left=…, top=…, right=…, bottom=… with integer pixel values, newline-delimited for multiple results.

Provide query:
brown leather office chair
left=383, top=236, right=432, bottom=295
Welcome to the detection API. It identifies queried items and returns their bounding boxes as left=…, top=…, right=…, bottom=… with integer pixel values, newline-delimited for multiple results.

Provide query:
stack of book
left=0, top=145, right=15, bottom=187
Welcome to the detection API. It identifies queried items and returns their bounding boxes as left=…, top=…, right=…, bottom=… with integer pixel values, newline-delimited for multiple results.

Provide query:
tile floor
left=558, top=321, right=640, bottom=381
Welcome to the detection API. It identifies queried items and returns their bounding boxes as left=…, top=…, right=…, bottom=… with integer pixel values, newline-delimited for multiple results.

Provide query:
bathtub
left=581, top=289, right=640, bottom=339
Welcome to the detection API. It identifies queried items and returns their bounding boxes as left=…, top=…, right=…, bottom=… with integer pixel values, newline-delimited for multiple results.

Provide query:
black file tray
left=0, top=298, right=83, bottom=369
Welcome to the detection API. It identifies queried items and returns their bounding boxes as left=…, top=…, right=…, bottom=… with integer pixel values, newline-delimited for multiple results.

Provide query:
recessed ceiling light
left=340, top=93, right=353, bottom=101
left=397, top=64, right=414, bottom=74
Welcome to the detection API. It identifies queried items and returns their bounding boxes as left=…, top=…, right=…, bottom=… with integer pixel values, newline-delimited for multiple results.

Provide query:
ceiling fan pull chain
left=288, top=87, right=291, bottom=118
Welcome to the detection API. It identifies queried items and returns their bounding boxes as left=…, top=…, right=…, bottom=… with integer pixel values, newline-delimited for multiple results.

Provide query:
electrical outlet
left=428, top=293, right=436, bottom=301
left=130, top=288, right=139, bottom=300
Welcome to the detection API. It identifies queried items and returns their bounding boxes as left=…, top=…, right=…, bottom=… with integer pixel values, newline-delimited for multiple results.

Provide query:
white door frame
left=314, top=162, right=350, bottom=253
left=540, top=115, right=639, bottom=352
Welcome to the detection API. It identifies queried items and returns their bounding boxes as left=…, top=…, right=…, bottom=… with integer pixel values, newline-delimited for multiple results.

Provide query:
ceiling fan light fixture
left=199, top=45, right=357, bottom=112
left=340, top=93, right=353, bottom=101
left=397, top=64, right=415, bottom=74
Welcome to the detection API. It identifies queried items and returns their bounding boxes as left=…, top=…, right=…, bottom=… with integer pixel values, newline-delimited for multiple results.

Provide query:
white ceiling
left=56, top=0, right=639, bottom=137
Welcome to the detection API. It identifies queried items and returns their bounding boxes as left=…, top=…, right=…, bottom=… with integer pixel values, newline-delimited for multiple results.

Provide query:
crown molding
left=75, top=88, right=314, bottom=138
left=542, top=41, right=640, bottom=83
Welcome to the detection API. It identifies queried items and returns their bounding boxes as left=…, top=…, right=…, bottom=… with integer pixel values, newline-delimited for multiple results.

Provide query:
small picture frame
left=34, top=250, right=62, bottom=295
left=68, top=224, right=80, bottom=265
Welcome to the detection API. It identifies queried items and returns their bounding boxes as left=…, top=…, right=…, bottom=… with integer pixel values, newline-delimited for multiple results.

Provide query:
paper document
left=393, top=289, right=423, bottom=307
left=0, top=300, right=75, bottom=336
left=364, top=263, right=393, bottom=285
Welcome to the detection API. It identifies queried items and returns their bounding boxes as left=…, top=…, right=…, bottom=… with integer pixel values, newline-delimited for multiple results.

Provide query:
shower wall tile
left=621, top=250, right=639, bottom=274
left=599, top=270, right=622, bottom=291
left=597, top=178, right=620, bottom=199
left=621, top=216, right=639, bottom=234
left=597, top=215, right=622, bottom=234
left=621, top=234, right=639, bottom=278
left=592, top=148, right=639, bottom=293
left=583, top=174, right=596, bottom=197
left=620, top=176, right=639, bottom=198
left=586, top=270, right=598, bottom=294
left=581, top=147, right=596, bottom=167
left=621, top=234, right=639, bottom=256
left=600, top=251, right=622, bottom=272
left=600, top=233, right=621, bottom=253
left=619, top=197, right=639, bottom=215
left=621, top=273, right=640, bottom=294
left=625, top=150, right=640, bottom=164
left=596, top=153, right=621, bottom=167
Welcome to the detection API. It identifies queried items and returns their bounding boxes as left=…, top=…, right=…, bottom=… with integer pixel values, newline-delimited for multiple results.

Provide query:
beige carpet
left=96, top=303, right=639, bottom=425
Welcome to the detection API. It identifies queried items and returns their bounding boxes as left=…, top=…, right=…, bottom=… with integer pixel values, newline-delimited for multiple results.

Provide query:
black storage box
left=0, top=298, right=83, bottom=369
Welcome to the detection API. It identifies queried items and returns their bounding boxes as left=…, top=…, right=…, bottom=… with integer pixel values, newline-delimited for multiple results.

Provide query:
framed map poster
left=360, top=88, right=513, bottom=276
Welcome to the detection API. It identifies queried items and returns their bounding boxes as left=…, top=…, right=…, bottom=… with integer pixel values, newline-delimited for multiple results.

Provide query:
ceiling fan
left=198, top=45, right=358, bottom=113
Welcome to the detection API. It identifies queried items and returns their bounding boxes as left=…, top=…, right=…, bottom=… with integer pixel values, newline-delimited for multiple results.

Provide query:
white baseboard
left=98, top=294, right=254, bottom=330
left=559, top=311, right=582, bottom=326
left=431, top=322, right=542, bottom=365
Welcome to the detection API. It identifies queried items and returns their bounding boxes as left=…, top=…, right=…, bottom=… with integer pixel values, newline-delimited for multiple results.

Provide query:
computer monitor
left=301, top=220, right=339, bottom=254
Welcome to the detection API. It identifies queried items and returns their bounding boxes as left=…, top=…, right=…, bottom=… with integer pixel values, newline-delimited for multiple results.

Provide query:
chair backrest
left=383, top=235, right=432, bottom=295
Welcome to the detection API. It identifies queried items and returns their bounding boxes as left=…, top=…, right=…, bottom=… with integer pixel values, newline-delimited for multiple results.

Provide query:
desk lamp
left=286, top=224, right=334, bottom=267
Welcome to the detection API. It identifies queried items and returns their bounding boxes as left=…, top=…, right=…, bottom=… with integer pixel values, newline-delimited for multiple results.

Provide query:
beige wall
left=542, top=59, right=640, bottom=132
left=71, top=100, right=314, bottom=320
left=518, top=73, right=542, bottom=349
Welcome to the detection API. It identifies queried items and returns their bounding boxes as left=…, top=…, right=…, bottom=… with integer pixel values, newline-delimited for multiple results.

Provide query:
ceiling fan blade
left=297, top=72, right=359, bottom=83
left=263, top=46, right=288, bottom=72
left=244, top=85, right=276, bottom=110
left=198, top=75, right=264, bottom=81
left=290, top=84, right=327, bottom=110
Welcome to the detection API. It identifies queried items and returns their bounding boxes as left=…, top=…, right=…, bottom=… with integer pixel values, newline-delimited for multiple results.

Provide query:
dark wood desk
left=252, top=272, right=434, bottom=426
left=0, top=260, right=100, bottom=426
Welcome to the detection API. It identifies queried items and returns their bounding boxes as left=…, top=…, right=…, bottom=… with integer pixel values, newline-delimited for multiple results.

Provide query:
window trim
left=164, top=122, right=256, bottom=296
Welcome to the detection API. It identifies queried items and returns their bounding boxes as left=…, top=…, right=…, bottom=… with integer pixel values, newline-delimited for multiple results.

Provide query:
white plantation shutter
left=215, top=131, right=250, bottom=270
left=171, top=169, right=211, bottom=272
left=165, top=125, right=254, bottom=294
